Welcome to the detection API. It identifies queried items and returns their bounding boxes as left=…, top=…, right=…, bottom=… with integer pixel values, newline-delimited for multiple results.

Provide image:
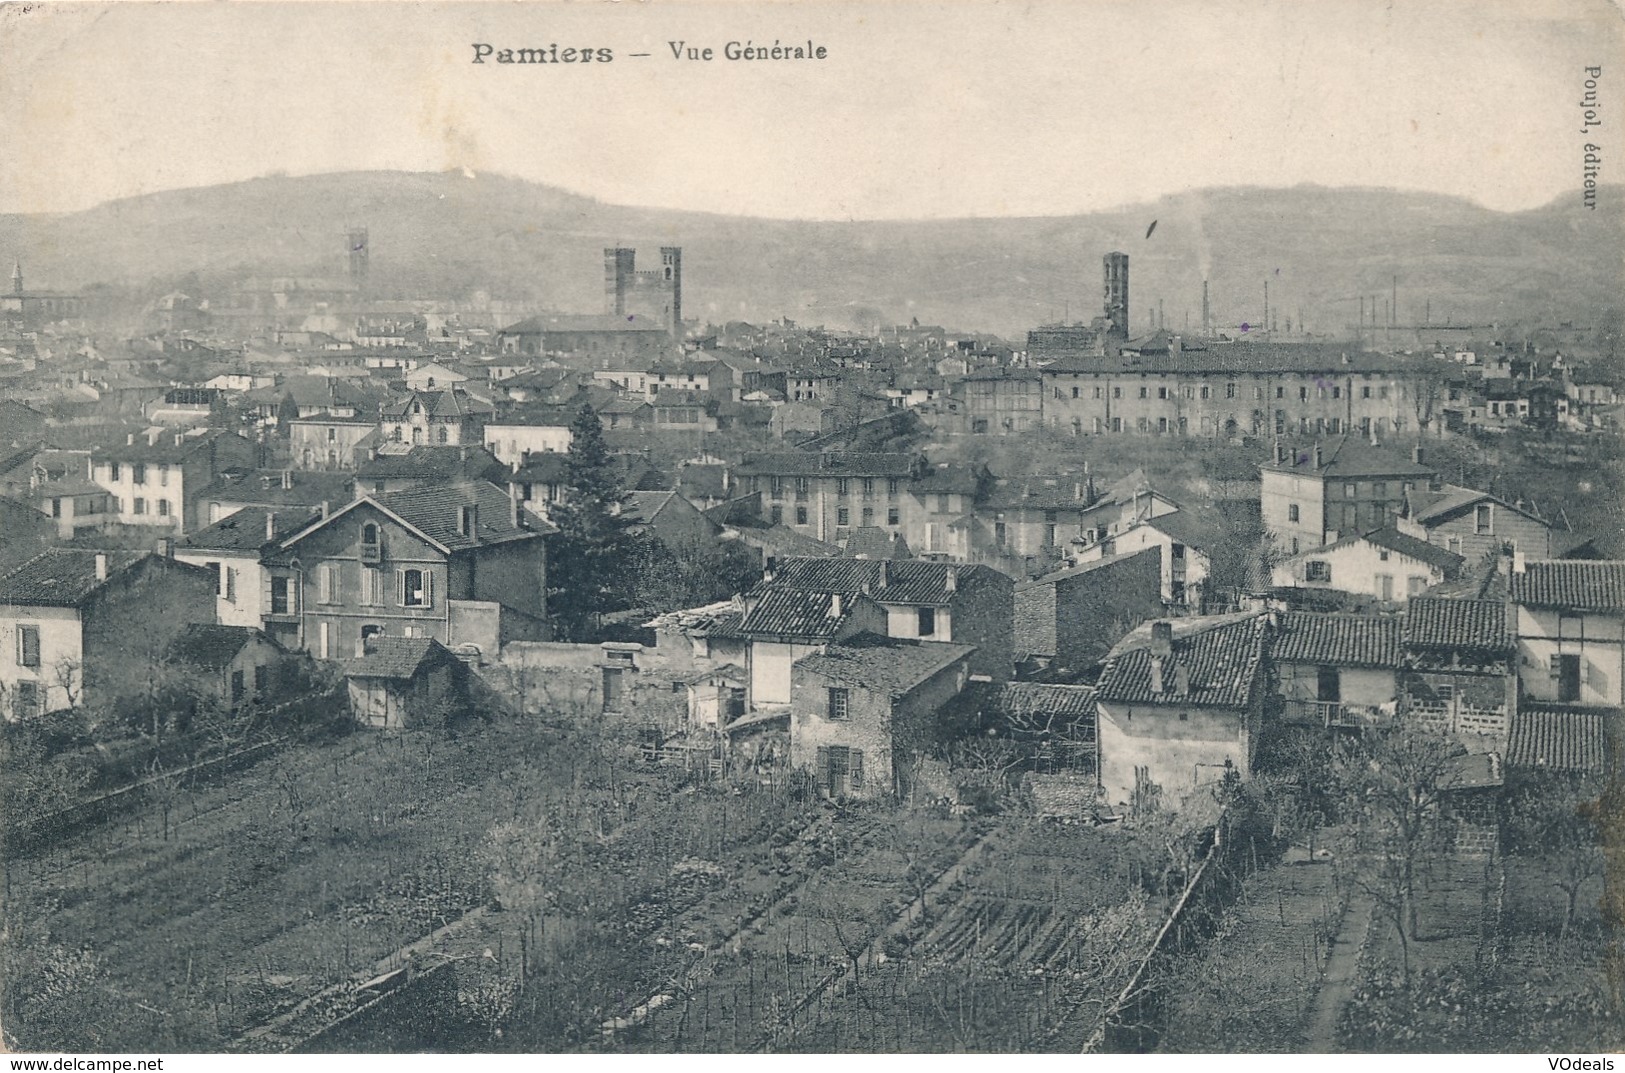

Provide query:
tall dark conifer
left=548, top=404, right=635, bottom=639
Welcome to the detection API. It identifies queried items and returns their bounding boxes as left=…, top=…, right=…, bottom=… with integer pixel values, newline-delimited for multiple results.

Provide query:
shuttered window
left=17, top=625, right=40, bottom=668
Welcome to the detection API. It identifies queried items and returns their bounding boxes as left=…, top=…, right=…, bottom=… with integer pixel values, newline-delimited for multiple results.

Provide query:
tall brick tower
left=1103, top=252, right=1129, bottom=338
left=604, top=246, right=682, bottom=335
left=659, top=246, right=682, bottom=332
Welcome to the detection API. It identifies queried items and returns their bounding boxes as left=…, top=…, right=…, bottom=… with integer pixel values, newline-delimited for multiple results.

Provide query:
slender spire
left=11, top=261, right=21, bottom=296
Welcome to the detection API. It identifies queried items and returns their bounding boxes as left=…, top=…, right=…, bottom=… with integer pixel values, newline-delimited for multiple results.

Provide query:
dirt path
left=1301, top=887, right=1375, bottom=1051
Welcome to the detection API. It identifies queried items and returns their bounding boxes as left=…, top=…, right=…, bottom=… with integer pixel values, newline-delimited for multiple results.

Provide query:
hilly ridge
left=1, top=170, right=1619, bottom=336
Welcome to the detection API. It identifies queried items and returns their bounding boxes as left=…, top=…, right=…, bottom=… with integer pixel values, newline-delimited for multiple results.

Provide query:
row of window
left=763, top=477, right=902, bottom=499
left=1047, top=381, right=1402, bottom=402
left=267, top=566, right=434, bottom=615
left=122, top=497, right=172, bottom=517
left=103, top=462, right=172, bottom=485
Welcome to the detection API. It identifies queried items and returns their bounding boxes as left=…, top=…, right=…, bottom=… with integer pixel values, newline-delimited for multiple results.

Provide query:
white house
left=1272, top=525, right=1464, bottom=604
left=1510, top=559, right=1625, bottom=708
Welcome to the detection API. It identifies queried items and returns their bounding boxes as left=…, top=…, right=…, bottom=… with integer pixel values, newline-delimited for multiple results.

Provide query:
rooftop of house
left=1506, top=705, right=1612, bottom=773
left=356, top=445, right=506, bottom=483
left=756, top=556, right=1009, bottom=605
left=183, top=505, right=323, bottom=552
left=1261, top=437, right=1436, bottom=480
left=345, top=635, right=460, bottom=680
left=1020, top=546, right=1162, bottom=590
left=643, top=599, right=745, bottom=636
left=373, top=480, right=554, bottom=549
left=500, top=314, right=672, bottom=335
left=1309, top=526, right=1466, bottom=575
left=953, top=679, right=1098, bottom=737
left=736, top=451, right=920, bottom=479
left=1272, top=611, right=1403, bottom=668
left=980, top=474, right=1097, bottom=511
left=194, top=469, right=356, bottom=509
left=1097, top=614, right=1267, bottom=710
left=1510, top=560, right=1625, bottom=613
left=909, top=463, right=987, bottom=496
left=0, top=548, right=150, bottom=606
left=732, top=523, right=841, bottom=559
left=842, top=526, right=911, bottom=560
left=1401, top=597, right=1513, bottom=651
left=792, top=633, right=976, bottom=694
left=1041, top=341, right=1429, bottom=376
left=1407, top=483, right=1552, bottom=529
left=90, top=428, right=242, bottom=464
left=167, top=623, right=279, bottom=672
left=739, top=589, right=876, bottom=640
left=381, top=388, right=495, bottom=420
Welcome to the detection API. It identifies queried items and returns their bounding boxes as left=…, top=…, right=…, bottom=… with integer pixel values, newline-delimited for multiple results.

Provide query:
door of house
left=1316, top=666, right=1341, bottom=702
left=602, top=667, right=624, bottom=711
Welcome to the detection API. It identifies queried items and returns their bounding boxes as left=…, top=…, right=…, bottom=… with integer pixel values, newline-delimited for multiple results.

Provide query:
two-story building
left=482, top=412, right=575, bottom=466
left=176, top=506, right=322, bottom=629
left=1094, top=615, right=1270, bottom=807
left=1405, top=484, right=1577, bottom=562
left=1271, top=611, right=1402, bottom=729
left=751, top=556, right=1014, bottom=681
left=264, top=481, right=553, bottom=660
left=0, top=549, right=215, bottom=718
left=379, top=388, right=494, bottom=447
left=790, top=634, right=976, bottom=800
left=1510, top=559, right=1625, bottom=709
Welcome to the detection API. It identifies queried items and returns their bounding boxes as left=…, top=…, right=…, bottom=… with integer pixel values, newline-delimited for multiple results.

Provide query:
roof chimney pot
left=94, top=552, right=108, bottom=581
left=1150, top=620, right=1173, bottom=658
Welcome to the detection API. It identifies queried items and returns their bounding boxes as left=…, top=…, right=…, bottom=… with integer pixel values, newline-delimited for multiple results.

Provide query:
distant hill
left=1, top=171, right=1620, bottom=336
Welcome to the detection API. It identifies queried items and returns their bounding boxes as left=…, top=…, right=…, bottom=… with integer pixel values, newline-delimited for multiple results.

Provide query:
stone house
left=1094, top=615, right=1270, bottom=808
left=0, top=549, right=215, bottom=718
left=790, top=634, right=976, bottom=800
left=1015, top=547, right=1164, bottom=674
left=166, top=623, right=287, bottom=711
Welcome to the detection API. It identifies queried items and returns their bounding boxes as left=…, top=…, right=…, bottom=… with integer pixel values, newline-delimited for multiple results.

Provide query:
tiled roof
left=1021, top=547, right=1161, bottom=590
left=182, top=506, right=322, bottom=552
left=0, top=549, right=147, bottom=606
left=739, top=589, right=867, bottom=639
left=1273, top=612, right=1402, bottom=668
left=956, top=680, right=1097, bottom=737
left=167, top=623, right=276, bottom=671
left=345, top=636, right=457, bottom=679
left=376, top=481, right=553, bottom=549
left=1097, top=616, right=1266, bottom=710
left=1507, top=706, right=1611, bottom=773
left=1402, top=598, right=1512, bottom=651
left=1261, top=437, right=1435, bottom=479
left=500, top=314, right=671, bottom=334
left=1361, top=527, right=1466, bottom=573
left=381, top=388, right=494, bottom=420
left=511, top=453, right=571, bottom=484
left=733, top=524, right=840, bottom=559
left=980, top=475, right=1096, bottom=511
left=755, top=556, right=1010, bottom=605
left=622, top=490, right=678, bottom=524
left=736, top=451, right=919, bottom=478
left=1041, top=342, right=1424, bottom=376
left=356, top=445, right=506, bottom=482
left=909, top=463, right=986, bottom=495
left=1511, top=560, right=1625, bottom=612
left=792, top=634, right=975, bottom=694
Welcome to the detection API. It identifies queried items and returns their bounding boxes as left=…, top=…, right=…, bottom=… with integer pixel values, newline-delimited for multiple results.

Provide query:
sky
left=2, top=0, right=1623, bottom=220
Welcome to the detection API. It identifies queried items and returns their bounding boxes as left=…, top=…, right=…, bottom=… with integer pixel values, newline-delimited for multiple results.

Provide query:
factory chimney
left=1201, top=280, right=1210, bottom=335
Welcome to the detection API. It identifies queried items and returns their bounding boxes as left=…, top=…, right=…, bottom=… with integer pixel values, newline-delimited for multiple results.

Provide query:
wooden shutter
left=226, top=567, right=237, bottom=603
left=424, top=569, right=433, bottom=608
left=815, top=745, right=831, bottom=788
left=397, top=568, right=407, bottom=606
left=849, top=749, right=864, bottom=791
left=18, top=626, right=40, bottom=668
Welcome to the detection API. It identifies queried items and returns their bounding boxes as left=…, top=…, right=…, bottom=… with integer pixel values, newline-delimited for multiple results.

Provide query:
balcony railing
left=1282, top=699, right=1393, bottom=728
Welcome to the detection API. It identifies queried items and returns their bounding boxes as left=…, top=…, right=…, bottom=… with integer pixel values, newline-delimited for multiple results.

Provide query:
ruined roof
left=792, top=634, right=976, bottom=694
left=1506, top=706, right=1611, bottom=773
left=1272, top=612, right=1402, bottom=668
left=1402, top=598, right=1512, bottom=652
left=1510, top=560, right=1625, bottom=612
left=1097, top=615, right=1266, bottom=710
